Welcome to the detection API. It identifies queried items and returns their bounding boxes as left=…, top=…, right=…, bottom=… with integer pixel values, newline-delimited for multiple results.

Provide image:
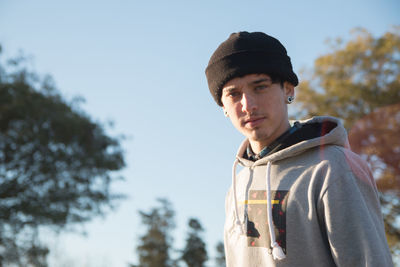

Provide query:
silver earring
left=287, top=96, right=294, bottom=104
left=224, top=111, right=229, bottom=117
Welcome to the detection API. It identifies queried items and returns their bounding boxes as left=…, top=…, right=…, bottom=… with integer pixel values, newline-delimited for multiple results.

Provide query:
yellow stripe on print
left=241, top=200, right=280, bottom=205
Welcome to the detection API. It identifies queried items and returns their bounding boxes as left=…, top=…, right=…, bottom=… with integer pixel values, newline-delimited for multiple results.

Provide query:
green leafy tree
left=181, top=218, right=208, bottom=267
left=295, top=27, right=400, bottom=259
left=214, top=241, right=225, bottom=267
left=0, top=46, right=125, bottom=266
left=132, top=198, right=176, bottom=267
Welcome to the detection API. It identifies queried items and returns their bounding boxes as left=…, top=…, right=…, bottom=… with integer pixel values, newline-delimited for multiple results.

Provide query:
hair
left=266, top=72, right=285, bottom=88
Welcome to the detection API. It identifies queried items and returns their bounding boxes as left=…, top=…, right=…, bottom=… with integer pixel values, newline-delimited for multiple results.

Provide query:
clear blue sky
left=1, top=0, right=399, bottom=266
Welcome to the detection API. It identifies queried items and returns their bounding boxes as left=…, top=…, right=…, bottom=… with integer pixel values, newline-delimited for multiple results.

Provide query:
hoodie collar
left=245, top=122, right=301, bottom=161
left=235, top=116, right=349, bottom=167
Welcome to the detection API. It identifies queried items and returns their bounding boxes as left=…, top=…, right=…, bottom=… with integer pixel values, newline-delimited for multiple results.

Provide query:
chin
left=247, top=132, right=270, bottom=142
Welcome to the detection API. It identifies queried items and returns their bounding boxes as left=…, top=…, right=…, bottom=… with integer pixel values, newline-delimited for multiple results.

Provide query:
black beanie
left=205, top=31, right=298, bottom=106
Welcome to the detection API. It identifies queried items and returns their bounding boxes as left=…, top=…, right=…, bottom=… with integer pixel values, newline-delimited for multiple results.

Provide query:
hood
left=235, top=116, right=350, bottom=167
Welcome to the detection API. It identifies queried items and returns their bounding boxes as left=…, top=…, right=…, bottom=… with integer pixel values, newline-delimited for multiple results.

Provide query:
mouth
left=243, top=116, right=266, bottom=128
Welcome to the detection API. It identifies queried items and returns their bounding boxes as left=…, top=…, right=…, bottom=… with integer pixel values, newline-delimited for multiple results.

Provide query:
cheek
left=226, top=109, right=243, bottom=128
left=265, top=91, right=286, bottom=108
left=225, top=103, right=241, bottom=116
left=270, top=90, right=285, bottom=102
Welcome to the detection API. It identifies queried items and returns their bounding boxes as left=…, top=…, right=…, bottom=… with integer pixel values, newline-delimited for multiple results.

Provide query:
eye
left=254, top=85, right=268, bottom=91
left=254, top=81, right=272, bottom=92
left=229, top=91, right=241, bottom=97
left=225, top=90, right=241, bottom=98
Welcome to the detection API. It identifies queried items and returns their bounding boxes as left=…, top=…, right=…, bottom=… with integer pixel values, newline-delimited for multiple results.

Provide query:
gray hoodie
left=224, top=116, right=393, bottom=266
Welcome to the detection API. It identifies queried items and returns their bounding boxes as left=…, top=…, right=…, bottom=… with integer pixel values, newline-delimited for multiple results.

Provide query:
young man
left=205, top=32, right=393, bottom=266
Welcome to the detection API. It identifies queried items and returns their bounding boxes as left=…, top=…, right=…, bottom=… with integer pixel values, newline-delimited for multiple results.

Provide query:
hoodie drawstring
left=265, top=162, right=286, bottom=260
left=232, top=158, right=245, bottom=235
left=231, top=159, right=286, bottom=260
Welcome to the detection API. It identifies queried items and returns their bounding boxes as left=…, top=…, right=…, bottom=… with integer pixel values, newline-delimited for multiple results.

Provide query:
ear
left=222, top=106, right=229, bottom=117
left=283, top=82, right=295, bottom=98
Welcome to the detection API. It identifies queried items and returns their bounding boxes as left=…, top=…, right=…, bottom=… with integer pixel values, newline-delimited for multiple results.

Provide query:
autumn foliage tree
left=0, top=46, right=125, bottom=266
left=295, top=27, right=400, bottom=257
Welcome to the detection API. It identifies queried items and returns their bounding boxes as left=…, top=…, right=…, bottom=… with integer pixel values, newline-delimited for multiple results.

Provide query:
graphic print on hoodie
left=246, top=190, right=289, bottom=253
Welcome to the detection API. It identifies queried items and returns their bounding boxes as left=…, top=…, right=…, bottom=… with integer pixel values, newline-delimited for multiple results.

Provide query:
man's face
left=221, top=73, right=294, bottom=152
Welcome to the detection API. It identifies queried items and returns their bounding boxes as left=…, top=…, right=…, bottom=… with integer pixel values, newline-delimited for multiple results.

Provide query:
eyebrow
left=250, top=78, right=272, bottom=85
left=222, top=85, right=237, bottom=93
left=222, top=78, right=272, bottom=93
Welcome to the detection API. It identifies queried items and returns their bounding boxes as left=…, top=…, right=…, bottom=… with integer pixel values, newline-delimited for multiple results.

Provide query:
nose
left=241, top=93, right=257, bottom=113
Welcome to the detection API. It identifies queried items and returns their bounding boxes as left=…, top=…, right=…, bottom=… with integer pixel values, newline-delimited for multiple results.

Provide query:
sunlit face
left=221, top=73, right=294, bottom=153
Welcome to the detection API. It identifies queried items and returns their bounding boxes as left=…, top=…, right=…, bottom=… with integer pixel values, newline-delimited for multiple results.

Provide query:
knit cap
left=205, top=31, right=298, bottom=106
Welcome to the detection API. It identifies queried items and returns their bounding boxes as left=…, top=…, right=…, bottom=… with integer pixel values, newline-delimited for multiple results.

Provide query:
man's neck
left=249, top=123, right=291, bottom=154
left=249, top=142, right=266, bottom=155
left=246, top=123, right=299, bottom=161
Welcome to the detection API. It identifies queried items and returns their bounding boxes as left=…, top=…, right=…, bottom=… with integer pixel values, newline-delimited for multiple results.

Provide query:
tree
left=296, top=27, right=400, bottom=128
left=347, top=102, right=400, bottom=259
left=295, top=27, right=400, bottom=259
left=132, top=198, right=176, bottom=267
left=214, top=241, right=226, bottom=267
left=181, top=218, right=208, bottom=267
left=0, top=45, right=125, bottom=266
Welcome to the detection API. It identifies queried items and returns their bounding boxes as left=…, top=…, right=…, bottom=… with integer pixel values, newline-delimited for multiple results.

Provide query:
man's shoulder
left=315, top=145, right=376, bottom=190
left=284, top=144, right=370, bottom=175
